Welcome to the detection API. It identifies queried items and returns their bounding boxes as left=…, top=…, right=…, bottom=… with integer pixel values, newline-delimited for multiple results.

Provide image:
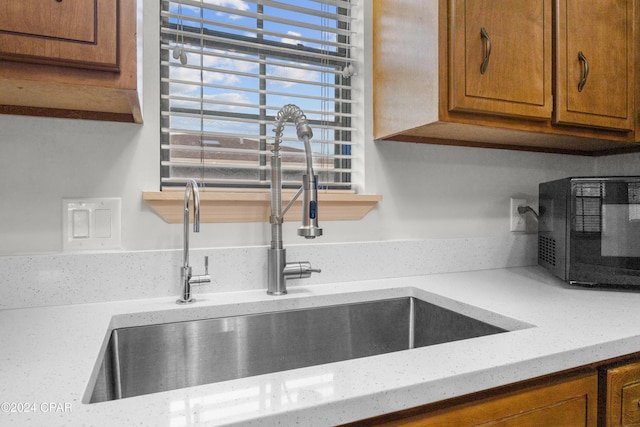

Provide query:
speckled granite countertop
left=3, top=266, right=640, bottom=426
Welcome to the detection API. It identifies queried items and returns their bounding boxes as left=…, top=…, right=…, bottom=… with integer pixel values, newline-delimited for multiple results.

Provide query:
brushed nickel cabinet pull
left=480, top=27, right=491, bottom=74
left=578, top=51, right=589, bottom=92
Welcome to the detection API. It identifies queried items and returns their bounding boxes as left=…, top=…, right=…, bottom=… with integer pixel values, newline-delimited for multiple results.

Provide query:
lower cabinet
left=601, top=360, right=640, bottom=427
left=342, top=354, right=640, bottom=427
left=343, top=372, right=598, bottom=426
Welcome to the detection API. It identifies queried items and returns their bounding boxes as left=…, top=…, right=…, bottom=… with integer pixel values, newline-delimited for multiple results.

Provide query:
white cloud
left=169, top=91, right=254, bottom=115
left=176, top=4, right=200, bottom=15
left=269, top=64, right=320, bottom=88
left=281, top=31, right=303, bottom=45
left=203, top=50, right=257, bottom=74
left=203, top=0, right=249, bottom=11
left=168, top=49, right=259, bottom=88
left=203, top=92, right=253, bottom=112
left=204, top=0, right=249, bottom=19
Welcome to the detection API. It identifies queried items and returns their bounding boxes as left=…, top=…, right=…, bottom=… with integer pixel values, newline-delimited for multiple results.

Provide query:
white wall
left=0, top=1, right=613, bottom=256
left=595, top=152, right=640, bottom=175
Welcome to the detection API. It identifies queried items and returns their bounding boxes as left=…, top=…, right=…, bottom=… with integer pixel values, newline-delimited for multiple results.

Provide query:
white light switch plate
left=62, top=198, right=121, bottom=251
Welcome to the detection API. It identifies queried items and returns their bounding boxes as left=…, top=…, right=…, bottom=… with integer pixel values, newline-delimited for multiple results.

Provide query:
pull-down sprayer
left=267, top=104, right=322, bottom=295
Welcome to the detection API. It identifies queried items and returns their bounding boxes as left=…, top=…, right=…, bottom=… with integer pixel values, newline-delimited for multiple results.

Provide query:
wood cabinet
left=0, top=0, right=119, bottom=71
left=601, top=360, right=640, bottom=427
left=343, top=372, right=598, bottom=426
left=555, top=0, right=634, bottom=131
left=373, top=0, right=640, bottom=155
left=449, top=0, right=552, bottom=120
left=0, top=0, right=142, bottom=123
left=340, top=352, right=640, bottom=427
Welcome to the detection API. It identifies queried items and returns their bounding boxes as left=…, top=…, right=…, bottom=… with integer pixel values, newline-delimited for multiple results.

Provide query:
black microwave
left=538, top=177, right=640, bottom=289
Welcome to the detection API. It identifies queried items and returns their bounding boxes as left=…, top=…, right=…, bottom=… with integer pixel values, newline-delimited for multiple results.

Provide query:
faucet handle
left=283, top=261, right=321, bottom=280
left=188, top=256, right=211, bottom=287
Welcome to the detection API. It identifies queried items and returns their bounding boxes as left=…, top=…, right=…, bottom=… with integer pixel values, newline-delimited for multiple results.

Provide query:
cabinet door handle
left=578, top=51, right=589, bottom=92
left=480, top=27, right=491, bottom=74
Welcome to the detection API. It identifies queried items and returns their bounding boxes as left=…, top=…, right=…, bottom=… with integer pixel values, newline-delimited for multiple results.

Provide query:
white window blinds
left=160, top=0, right=356, bottom=190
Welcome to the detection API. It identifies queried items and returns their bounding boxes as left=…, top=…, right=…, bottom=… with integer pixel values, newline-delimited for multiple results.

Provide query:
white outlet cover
left=62, top=198, right=121, bottom=251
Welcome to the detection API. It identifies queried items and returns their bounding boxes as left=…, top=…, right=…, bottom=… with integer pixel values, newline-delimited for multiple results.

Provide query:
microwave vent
left=539, top=235, right=556, bottom=266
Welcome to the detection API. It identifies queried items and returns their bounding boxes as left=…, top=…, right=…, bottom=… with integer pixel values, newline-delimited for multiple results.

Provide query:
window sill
left=142, top=189, right=382, bottom=224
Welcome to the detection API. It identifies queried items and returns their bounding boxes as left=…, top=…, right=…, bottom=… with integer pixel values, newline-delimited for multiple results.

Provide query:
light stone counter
left=2, top=266, right=640, bottom=426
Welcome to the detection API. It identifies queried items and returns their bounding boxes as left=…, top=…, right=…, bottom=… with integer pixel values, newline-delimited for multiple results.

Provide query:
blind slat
left=162, top=111, right=356, bottom=133
left=307, top=0, right=354, bottom=9
left=160, top=42, right=350, bottom=76
left=161, top=78, right=356, bottom=105
left=161, top=60, right=350, bottom=90
left=160, top=28, right=349, bottom=64
left=161, top=177, right=353, bottom=188
left=161, top=144, right=352, bottom=159
left=251, top=0, right=353, bottom=22
left=162, top=161, right=352, bottom=173
left=161, top=129, right=354, bottom=146
left=161, top=95, right=356, bottom=119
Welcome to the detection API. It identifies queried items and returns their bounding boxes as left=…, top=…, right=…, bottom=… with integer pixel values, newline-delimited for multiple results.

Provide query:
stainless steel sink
left=88, top=296, right=508, bottom=403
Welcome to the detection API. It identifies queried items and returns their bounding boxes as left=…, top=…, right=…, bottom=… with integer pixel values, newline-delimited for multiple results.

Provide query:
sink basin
left=88, top=296, right=511, bottom=403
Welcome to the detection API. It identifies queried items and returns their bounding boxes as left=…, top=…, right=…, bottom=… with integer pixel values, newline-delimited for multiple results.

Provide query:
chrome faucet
left=177, top=179, right=211, bottom=304
left=267, top=104, right=322, bottom=295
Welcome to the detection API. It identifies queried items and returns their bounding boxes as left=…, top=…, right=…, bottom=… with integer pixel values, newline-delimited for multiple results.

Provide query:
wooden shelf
left=143, top=190, right=382, bottom=224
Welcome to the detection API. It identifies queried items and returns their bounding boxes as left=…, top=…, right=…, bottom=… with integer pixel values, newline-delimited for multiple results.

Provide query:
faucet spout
left=177, top=179, right=211, bottom=304
left=183, top=179, right=200, bottom=269
left=267, top=104, right=322, bottom=295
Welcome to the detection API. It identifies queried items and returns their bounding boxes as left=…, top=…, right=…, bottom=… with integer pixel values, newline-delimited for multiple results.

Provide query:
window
left=160, top=0, right=356, bottom=190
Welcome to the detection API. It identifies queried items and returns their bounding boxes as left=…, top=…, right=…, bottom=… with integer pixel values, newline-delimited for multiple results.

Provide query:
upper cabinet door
left=449, top=0, right=553, bottom=119
left=555, top=0, right=633, bottom=131
left=0, top=0, right=118, bottom=71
